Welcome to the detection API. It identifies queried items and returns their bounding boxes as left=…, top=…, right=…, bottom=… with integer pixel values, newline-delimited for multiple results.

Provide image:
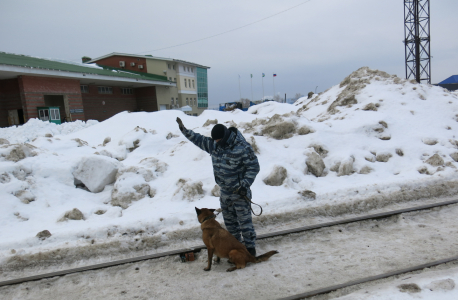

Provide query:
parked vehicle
left=219, top=101, right=256, bottom=112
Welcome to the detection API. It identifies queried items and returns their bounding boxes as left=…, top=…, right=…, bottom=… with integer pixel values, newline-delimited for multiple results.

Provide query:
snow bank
left=1, top=67, right=457, bottom=266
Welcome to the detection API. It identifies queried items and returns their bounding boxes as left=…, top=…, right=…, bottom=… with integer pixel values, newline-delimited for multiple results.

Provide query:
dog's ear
left=209, top=209, right=216, bottom=213
left=195, top=207, right=202, bottom=215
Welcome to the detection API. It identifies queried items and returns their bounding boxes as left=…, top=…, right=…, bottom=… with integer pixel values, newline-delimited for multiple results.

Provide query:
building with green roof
left=0, top=52, right=177, bottom=127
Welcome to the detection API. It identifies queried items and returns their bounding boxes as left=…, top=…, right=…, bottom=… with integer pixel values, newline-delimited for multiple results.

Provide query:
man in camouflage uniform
left=176, top=117, right=260, bottom=256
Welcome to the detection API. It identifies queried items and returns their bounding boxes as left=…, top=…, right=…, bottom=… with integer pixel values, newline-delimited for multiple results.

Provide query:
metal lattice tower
left=404, top=0, right=431, bottom=84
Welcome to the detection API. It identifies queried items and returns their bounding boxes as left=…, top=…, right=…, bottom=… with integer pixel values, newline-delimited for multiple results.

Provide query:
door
left=7, top=110, right=19, bottom=126
left=159, top=105, right=167, bottom=111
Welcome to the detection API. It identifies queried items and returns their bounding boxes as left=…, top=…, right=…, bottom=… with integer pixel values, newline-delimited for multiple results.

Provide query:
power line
left=135, top=0, right=313, bottom=54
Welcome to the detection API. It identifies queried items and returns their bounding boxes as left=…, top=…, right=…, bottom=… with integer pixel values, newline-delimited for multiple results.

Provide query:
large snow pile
left=1, top=67, right=458, bottom=266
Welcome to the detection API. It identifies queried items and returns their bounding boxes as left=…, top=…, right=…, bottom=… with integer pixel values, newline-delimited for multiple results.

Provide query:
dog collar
left=201, top=215, right=216, bottom=224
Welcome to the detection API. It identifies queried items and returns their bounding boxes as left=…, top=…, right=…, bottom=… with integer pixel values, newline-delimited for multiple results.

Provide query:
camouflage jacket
left=182, top=127, right=260, bottom=197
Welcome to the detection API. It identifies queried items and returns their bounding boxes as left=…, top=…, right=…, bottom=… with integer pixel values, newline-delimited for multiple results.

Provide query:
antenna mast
left=404, top=0, right=431, bottom=84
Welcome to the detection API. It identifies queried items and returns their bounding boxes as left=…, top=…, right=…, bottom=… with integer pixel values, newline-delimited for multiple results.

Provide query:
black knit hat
left=211, top=124, right=227, bottom=140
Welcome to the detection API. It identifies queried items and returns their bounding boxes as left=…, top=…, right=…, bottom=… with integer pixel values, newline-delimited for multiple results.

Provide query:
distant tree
left=273, top=94, right=283, bottom=102
left=240, top=98, right=251, bottom=108
left=294, top=93, right=304, bottom=100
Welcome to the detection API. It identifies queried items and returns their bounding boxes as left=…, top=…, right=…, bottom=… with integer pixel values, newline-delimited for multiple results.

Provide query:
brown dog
left=195, top=207, right=278, bottom=272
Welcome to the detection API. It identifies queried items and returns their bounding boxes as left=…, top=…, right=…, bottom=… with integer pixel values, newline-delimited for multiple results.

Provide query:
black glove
left=176, top=117, right=186, bottom=132
left=238, top=186, right=247, bottom=197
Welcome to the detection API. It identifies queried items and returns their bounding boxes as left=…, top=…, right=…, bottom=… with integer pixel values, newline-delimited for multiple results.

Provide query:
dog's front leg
left=204, top=248, right=214, bottom=271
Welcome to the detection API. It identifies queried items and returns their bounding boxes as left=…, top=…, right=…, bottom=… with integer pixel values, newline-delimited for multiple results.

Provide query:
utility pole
left=238, top=75, right=241, bottom=100
left=404, top=0, right=431, bottom=84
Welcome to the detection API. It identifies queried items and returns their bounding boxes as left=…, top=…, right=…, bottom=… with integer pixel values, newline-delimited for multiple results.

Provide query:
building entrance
left=44, top=95, right=68, bottom=122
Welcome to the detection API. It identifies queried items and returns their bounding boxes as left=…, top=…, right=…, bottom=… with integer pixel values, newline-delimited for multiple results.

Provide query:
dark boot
left=247, top=247, right=256, bottom=257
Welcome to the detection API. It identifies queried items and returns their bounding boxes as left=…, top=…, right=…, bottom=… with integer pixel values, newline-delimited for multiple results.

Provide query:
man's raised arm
left=176, top=117, right=215, bottom=154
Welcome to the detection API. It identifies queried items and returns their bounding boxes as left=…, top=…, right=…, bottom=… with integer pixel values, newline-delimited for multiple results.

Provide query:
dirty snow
left=2, top=202, right=458, bottom=299
left=1, top=67, right=458, bottom=279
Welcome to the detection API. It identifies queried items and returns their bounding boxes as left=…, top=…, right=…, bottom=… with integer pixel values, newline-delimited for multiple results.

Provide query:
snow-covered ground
left=2, top=201, right=458, bottom=299
left=1, top=67, right=458, bottom=276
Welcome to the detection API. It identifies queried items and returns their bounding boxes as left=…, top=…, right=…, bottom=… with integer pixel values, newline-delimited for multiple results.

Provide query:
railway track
left=1, top=198, right=458, bottom=299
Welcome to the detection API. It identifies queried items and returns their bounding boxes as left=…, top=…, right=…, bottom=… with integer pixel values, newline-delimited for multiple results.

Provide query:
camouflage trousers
left=219, top=189, right=256, bottom=249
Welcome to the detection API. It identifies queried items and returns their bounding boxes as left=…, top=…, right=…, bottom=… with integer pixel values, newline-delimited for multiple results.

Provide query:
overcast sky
left=1, top=0, right=456, bottom=107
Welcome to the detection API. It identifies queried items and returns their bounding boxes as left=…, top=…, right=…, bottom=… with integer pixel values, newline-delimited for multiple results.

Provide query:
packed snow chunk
left=305, top=149, right=326, bottom=177
left=72, top=156, right=120, bottom=193
left=166, top=132, right=179, bottom=140
left=425, top=154, right=444, bottom=167
left=116, top=166, right=155, bottom=182
left=94, top=210, right=106, bottom=215
left=379, top=120, right=388, bottom=128
left=396, top=148, right=404, bottom=156
left=362, top=102, right=379, bottom=111
left=0, top=138, right=10, bottom=145
left=398, top=283, right=421, bottom=293
left=36, top=230, right=52, bottom=240
left=248, top=136, right=260, bottom=154
left=263, top=165, right=287, bottom=186
left=422, top=138, right=438, bottom=146
left=173, top=178, right=204, bottom=201
left=240, top=118, right=267, bottom=134
left=111, top=171, right=151, bottom=209
left=72, top=138, right=88, bottom=147
left=297, top=126, right=314, bottom=135
left=298, top=189, right=316, bottom=200
left=103, top=137, right=111, bottom=146
left=330, top=161, right=341, bottom=172
left=1, top=143, right=37, bottom=162
left=15, top=190, right=35, bottom=204
left=450, top=139, right=458, bottom=148
left=418, top=166, right=433, bottom=175
left=0, top=172, right=11, bottom=183
left=451, top=152, right=458, bottom=162
left=203, top=119, right=218, bottom=127
left=261, top=114, right=297, bottom=140
left=139, top=157, right=168, bottom=175
left=376, top=152, right=392, bottom=163
left=359, top=166, right=373, bottom=174
left=310, top=144, right=328, bottom=157
left=338, top=157, right=354, bottom=176
left=118, top=126, right=149, bottom=152
left=425, top=278, right=455, bottom=291
left=59, top=208, right=84, bottom=221
left=211, top=184, right=221, bottom=197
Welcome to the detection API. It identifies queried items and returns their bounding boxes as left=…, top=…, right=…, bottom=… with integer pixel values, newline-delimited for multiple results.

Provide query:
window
left=183, top=66, right=185, bottom=71
left=80, top=85, right=89, bottom=93
left=169, top=77, right=172, bottom=81
left=187, top=67, right=190, bottom=72
left=186, top=98, right=189, bottom=105
left=188, top=79, right=191, bottom=87
left=194, top=98, right=197, bottom=106
left=173, top=65, right=175, bottom=70
left=191, top=68, right=193, bottom=72
left=98, top=86, right=113, bottom=94
left=174, top=78, right=176, bottom=82
left=168, top=64, right=171, bottom=69
left=171, top=97, right=174, bottom=105
left=184, top=79, right=187, bottom=88
left=121, top=88, right=133, bottom=95
left=192, top=80, right=195, bottom=88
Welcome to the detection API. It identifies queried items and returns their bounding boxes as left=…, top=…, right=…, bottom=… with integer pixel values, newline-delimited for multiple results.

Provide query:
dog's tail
left=255, top=250, right=279, bottom=263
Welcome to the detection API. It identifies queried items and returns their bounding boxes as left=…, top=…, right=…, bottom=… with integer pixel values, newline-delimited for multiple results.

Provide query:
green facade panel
left=197, top=67, right=208, bottom=108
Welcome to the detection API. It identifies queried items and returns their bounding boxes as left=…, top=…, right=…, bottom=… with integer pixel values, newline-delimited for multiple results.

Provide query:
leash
left=243, top=195, right=263, bottom=216
left=232, top=188, right=263, bottom=216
